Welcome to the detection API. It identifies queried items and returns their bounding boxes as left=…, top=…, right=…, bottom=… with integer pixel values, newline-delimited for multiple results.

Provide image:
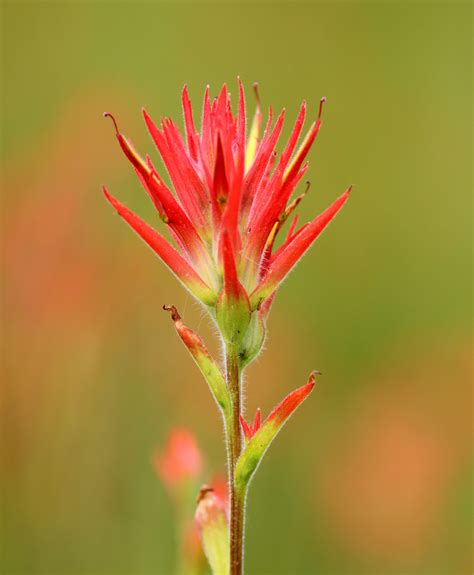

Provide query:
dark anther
left=318, top=97, right=327, bottom=120
left=163, top=304, right=181, bottom=322
left=197, top=485, right=214, bottom=503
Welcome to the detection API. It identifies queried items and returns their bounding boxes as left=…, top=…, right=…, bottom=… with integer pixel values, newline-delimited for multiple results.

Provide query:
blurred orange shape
left=154, top=427, right=203, bottom=491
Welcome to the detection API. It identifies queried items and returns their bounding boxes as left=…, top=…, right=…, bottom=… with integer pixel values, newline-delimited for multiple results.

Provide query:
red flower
left=153, top=428, right=203, bottom=491
left=103, top=81, right=350, bottom=314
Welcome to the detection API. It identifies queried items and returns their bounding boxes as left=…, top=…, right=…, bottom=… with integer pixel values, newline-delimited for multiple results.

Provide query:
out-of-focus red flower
left=103, top=82, right=350, bottom=318
left=153, top=428, right=203, bottom=491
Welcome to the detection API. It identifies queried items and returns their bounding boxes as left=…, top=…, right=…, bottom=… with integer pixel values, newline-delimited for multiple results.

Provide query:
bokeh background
left=1, top=1, right=472, bottom=574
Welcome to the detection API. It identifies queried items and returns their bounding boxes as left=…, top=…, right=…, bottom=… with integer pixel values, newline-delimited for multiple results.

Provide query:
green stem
left=226, top=346, right=244, bottom=575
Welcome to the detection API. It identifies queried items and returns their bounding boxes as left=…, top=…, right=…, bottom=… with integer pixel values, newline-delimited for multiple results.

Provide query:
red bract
left=103, top=81, right=350, bottom=314
left=239, top=372, right=318, bottom=442
left=239, top=409, right=261, bottom=441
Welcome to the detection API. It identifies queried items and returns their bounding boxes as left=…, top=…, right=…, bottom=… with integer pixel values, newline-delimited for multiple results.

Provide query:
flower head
left=104, top=82, right=350, bottom=357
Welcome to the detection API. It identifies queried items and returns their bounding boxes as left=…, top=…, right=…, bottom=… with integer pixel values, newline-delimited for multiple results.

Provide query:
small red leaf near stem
left=239, top=416, right=252, bottom=441
left=252, top=408, right=261, bottom=433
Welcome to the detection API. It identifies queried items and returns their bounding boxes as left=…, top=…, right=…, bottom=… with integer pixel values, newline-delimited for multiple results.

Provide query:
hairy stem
left=226, top=346, right=244, bottom=575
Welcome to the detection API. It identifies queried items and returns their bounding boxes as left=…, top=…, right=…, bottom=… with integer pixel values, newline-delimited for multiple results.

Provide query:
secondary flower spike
left=103, top=82, right=350, bottom=323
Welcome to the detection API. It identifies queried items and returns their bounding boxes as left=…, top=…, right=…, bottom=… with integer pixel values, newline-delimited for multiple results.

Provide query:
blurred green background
left=1, top=1, right=472, bottom=574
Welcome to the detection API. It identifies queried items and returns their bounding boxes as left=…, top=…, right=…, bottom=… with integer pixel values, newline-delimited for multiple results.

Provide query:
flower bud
left=195, top=487, right=229, bottom=575
left=236, top=310, right=266, bottom=367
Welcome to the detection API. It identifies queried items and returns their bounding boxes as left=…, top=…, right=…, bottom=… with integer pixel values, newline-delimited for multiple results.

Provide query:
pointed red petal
left=136, top=169, right=210, bottom=261
left=250, top=188, right=351, bottom=308
left=213, top=134, right=229, bottom=215
left=286, top=214, right=300, bottom=241
left=236, top=78, right=246, bottom=168
left=134, top=167, right=166, bottom=218
left=220, top=229, right=242, bottom=300
left=252, top=408, right=261, bottom=434
left=181, top=85, right=199, bottom=161
left=201, top=85, right=214, bottom=163
left=108, top=123, right=207, bottom=260
left=221, top=172, right=244, bottom=251
left=281, top=101, right=306, bottom=166
left=216, top=84, right=228, bottom=121
left=284, top=116, right=321, bottom=185
left=247, top=163, right=308, bottom=263
left=161, top=117, right=210, bottom=210
left=239, top=415, right=252, bottom=441
left=243, top=160, right=285, bottom=268
left=221, top=110, right=245, bottom=248
left=243, top=109, right=285, bottom=213
left=103, top=187, right=216, bottom=305
left=143, top=109, right=209, bottom=231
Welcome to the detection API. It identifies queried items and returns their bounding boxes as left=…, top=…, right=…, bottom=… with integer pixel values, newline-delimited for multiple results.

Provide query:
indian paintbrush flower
left=103, top=81, right=350, bottom=365
left=104, top=81, right=350, bottom=575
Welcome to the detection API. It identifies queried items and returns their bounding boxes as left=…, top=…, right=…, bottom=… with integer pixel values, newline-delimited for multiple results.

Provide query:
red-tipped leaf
left=235, top=371, right=318, bottom=494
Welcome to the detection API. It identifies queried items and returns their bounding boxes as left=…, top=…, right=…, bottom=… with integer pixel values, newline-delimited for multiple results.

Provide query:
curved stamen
left=103, top=112, right=120, bottom=135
